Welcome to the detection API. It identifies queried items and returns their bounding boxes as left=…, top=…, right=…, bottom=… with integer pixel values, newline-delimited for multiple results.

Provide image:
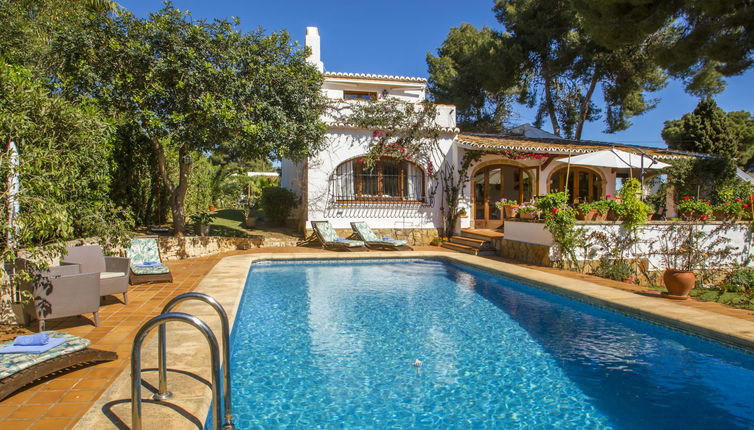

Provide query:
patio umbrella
left=553, top=148, right=670, bottom=170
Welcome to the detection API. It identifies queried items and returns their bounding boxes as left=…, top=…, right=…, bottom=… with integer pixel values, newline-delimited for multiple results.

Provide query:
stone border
left=75, top=251, right=754, bottom=429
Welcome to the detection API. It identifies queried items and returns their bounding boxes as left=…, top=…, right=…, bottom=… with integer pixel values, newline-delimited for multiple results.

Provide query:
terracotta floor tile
left=42, top=378, right=78, bottom=391
left=72, top=378, right=110, bottom=391
left=28, top=418, right=71, bottom=430
left=58, top=390, right=100, bottom=404
left=7, top=404, right=51, bottom=419
left=86, top=368, right=119, bottom=379
left=2, top=420, right=33, bottom=430
left=1, top=389, right=35, bottom=405
left=0, top=404, right=19, bottom=419
left=27, top=390, right=68, bottom=405
left=43, top=402, right=87, bottom=418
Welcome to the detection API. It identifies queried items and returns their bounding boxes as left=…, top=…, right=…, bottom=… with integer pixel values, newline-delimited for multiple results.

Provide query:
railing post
left=155, top=292, right=234, bottom=430
left=131, top=312, right=222, bottom=430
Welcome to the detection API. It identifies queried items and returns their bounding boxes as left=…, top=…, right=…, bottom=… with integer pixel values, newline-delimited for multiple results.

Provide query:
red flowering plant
left=535, top=192, right=585, bottom=267
left=712, top=200, right=745, bottom=221
left=497, top=149, right=548, bottom=160
left=676, top=197, right=712, bottom=220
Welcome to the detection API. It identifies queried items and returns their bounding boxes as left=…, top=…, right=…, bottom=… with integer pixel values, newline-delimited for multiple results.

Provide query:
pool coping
left=74, top=251, right=754, bottom=429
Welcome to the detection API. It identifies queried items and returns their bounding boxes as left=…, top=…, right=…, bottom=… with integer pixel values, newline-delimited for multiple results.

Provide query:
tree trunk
left=542, top=65, right=561, bottom=137
left=575, top=68, right=600, bottom=141
left=170, top=144, right=192, bottom=236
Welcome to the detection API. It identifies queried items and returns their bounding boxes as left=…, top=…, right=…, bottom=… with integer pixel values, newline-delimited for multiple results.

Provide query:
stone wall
left=158, top=235, right=299, bottom=261
left=305, top=228, right=442, bottom=246
left=496, top=239, right=553, bottom=266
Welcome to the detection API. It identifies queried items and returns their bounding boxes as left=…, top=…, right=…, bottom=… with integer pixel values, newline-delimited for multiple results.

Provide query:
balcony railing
left=328, top=172, right=429, bottom=207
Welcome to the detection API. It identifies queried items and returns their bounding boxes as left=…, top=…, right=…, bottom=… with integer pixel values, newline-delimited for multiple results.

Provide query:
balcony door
left=472, top=164, right=535, bottom=229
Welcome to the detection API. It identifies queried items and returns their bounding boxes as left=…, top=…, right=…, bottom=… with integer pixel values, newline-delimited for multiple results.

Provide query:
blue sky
left=120, top=0, right=754, bottom=148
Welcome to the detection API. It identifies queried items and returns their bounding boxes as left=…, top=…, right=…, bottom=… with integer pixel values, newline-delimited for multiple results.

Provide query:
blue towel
left=0, top=336, right=67, bottom=354
left=13, top=333, right=49, bottom=346
left=334, top=237, right=346, bottom=242
left=382, top=237, right=392, bottom=241
left=138, top=261, right=159, bottom=267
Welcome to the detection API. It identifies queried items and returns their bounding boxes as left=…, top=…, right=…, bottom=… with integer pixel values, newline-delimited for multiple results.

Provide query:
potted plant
left=209, top=204, right=216, bottom=212
left=516, top=203, right=539, bottom=220
left=603, top=195, right=624, bottom=221
left=190, top=212, right=213, bottom=236
left=654, top=223, right=728, bottom=299
left=712, top=200, right=744, bottom=222
left=495, top=198, right=519, bottom=219
left=590, top=199, right=610, bottom=221
left=575, top=202, right=597, bottom=221
left=677, top=197, right=711, bottom=221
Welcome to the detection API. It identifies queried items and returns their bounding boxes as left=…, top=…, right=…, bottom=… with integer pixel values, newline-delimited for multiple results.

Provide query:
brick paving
left=1, top=244, right=753, bottom=429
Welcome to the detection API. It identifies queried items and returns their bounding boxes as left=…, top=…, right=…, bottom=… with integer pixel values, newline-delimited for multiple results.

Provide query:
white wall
left=305, top=128, right=455, bottom=230
left=504, top=221, right=753, bottom=270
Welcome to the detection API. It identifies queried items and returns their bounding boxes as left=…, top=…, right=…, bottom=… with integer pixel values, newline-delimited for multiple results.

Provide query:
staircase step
left=450, top=236, right=493, bottom=249
left=460, top=229, right=504, bottom=242
left=441, top=242, right=497, bottom=256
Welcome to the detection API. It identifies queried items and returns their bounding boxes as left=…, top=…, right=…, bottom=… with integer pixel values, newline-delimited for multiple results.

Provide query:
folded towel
left=0, top=336, right=67, bottom=354
left=13, top=333, right=49, bottom=346
left=382, top=237, right=392, bottom=241
left=334, top=237, right=346, bottom=242
left=136, top=261, right=159, bottom=267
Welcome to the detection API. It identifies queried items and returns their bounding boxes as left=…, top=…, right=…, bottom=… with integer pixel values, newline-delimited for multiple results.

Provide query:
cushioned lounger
left=0, top=332, right=117, bottom=400
left=127, top=236, right=173, bottom=284
left=350, top=222, right=413, bottom=251
left=311, top=221, right=367, bottom=251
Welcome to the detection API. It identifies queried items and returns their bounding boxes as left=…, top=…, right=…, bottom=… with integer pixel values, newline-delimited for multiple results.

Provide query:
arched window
left=548, top=167, right=604, bottom=204
left=331, top=158, right=425, bottom=202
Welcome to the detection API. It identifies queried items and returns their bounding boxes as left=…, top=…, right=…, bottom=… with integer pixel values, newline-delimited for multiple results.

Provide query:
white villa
left=281, top=27, right=701, bottom=249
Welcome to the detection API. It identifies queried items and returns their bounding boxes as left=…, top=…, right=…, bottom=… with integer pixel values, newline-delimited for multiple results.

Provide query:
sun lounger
left=126, top=236, right=173, bottom=284
left=0, top=332, right=116, bottom=401
left=350, top=222, right=413, bottom=250
left=310, top=221, right=367, bottom=251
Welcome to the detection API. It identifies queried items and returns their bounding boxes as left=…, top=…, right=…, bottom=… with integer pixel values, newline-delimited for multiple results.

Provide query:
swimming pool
left=220, top=258, right=754, bottom=429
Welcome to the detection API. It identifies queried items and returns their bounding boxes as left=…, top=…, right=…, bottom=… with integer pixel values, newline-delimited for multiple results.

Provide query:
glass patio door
left=472, top=164, right=535, bottom=229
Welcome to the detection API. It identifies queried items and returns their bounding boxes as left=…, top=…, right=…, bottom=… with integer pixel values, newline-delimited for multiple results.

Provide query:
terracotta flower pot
left=209, top=205, right=216, bottom=212
left=576, top=209, right=597, bottom=221
left=606, top=210, right=622, bottom=221
left=593, top=211, right=608, bottom=221
left=681, top=210, right=701, bottom=221
left=504, top=204, right=519, bottom=219
left=663, top=269, right=696, bottom=298
left=519, top=211, right=536, bottom=220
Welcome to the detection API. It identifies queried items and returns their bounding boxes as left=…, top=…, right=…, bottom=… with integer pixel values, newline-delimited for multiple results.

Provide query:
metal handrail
left=155, top=293, right=233, bottom=430
left=131, top=312, right=222, bottom=430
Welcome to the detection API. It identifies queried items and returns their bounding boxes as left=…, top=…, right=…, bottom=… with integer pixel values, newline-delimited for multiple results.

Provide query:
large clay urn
left=663, top=269, right=696, bottom=298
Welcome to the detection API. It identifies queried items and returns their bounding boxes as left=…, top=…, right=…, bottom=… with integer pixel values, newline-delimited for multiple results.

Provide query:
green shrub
left=260, top=187, right=298, bottom=225
left=724, top=267, right=754, bottom=292
left=593, top=258, right=634, bottom=282
left=619, top=178, right=651, bottom=231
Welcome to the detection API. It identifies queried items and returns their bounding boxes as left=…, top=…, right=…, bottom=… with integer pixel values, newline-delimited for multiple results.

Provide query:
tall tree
left=662, top=97, right=754, bottom=165
left=572, top=0, right=754, bottom=96
left=56, top=4, right=326, bottom=234
left=427, top=0, right=667, bottom=139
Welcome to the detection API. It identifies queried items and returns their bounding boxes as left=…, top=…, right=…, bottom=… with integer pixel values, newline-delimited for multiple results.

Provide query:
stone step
left=460, top=229, right=504, bottom=242
left=450, top=236, right=493, bottom=249
left=441, top=242, right=497, bottom=256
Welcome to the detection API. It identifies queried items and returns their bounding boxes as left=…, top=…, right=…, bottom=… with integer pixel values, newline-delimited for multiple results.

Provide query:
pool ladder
left=130, top=293, right=234, bottom=430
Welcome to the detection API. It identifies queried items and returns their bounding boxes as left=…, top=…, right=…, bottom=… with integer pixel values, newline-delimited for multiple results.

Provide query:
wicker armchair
left=62, top=245, right=130, bottom=304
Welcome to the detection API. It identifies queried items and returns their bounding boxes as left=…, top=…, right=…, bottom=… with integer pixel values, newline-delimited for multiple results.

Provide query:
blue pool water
left=217, top=259, right=754, bottom=429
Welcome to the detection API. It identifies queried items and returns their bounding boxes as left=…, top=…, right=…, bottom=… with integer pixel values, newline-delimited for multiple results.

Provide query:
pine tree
left=662, top=98, right=742, bottom=159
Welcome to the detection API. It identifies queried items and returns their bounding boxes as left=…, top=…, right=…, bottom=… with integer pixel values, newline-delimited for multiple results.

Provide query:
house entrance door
left=472, top=164, right=535, bottom=229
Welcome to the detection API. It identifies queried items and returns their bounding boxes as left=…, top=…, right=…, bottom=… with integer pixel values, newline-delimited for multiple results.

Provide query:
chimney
left=305, top=27, right=324, bottom=72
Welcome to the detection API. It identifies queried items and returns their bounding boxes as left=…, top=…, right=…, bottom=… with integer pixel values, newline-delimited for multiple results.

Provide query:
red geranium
left=723, top=202, right=730, bottom=206
left=605, top=194, right=612, bottom=198
left=683, top=196, right=691, bottom=200
left=551, top=208, right=559, bottom=214
left=700, top=215, right=708, bottom=220
left=736, top=198, right=742, bottom=202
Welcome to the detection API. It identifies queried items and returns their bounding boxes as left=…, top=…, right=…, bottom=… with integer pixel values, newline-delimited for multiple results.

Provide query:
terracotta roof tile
left=456, top=133, right=700, bottom=159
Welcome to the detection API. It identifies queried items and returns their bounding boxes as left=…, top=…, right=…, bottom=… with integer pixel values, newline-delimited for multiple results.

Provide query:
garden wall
left=501, top=220, right=753, bottom=271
